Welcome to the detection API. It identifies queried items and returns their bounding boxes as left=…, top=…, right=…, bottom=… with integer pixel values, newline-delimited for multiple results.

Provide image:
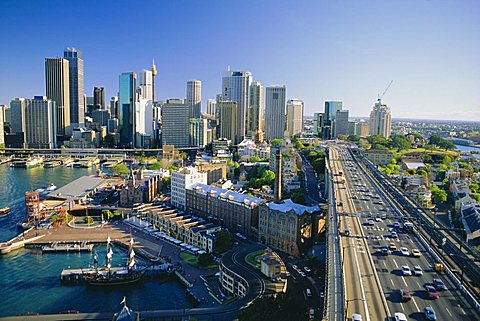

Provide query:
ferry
left=0, top=207, right=10, bottom=217
left=10, top=157, right=44, bottom=168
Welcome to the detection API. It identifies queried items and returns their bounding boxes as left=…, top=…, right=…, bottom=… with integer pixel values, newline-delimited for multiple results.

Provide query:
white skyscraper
left=369, top=100, right=391, bottom=138
left=264, top=85, right=286, bottom=141
left=187, top=80, right=202, bottom=118
left=285, top=98, right=304, bottom=138
left=24, top=96, right=57, bottom=149
left=138, top=69, right=153, bottom=100
left=207, top=99, right=217, bottom=117
left=222, top=70, right=252, bottom=142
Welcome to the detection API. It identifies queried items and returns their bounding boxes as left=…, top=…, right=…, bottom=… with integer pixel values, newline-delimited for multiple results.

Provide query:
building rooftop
left=266, top=199, right=321, bottom=216
left=188, top=183, right=264, bottom=207
left=48, top=175, right=106, bottom=200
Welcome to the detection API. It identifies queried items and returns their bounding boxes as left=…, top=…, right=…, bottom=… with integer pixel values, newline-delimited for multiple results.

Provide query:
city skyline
left=0, top=1, right=479, bottom=121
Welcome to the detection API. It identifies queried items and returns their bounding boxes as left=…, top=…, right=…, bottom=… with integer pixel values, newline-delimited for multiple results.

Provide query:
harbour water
left=0, top=164, right=193, bottom=317
left=455, top=144, right=480, bottom=153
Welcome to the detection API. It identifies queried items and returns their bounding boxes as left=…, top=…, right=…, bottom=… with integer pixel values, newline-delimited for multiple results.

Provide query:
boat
left=46, top=183, right=57, bottom=191
left=0, top=207, right=10, bottom=217
left=86, top=236, right=144, bottom=286
left=10, top=157, right=44, bottom=168
left=44, top=160, right=62, bottom=168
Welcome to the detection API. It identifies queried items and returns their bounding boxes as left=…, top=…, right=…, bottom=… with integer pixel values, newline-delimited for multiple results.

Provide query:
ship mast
left=106, top=235, right=113, bottom=272
left=128, top=237, right=136, bottom=271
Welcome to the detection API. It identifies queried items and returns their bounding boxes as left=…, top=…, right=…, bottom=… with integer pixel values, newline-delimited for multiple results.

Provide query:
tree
left=147, top=161, right=162, bottom=170
left=470, top=183, right=479, bottom=193
left=347, top=134, right=360, bottom=142
left=290, top=188, right=306, bottom=204
left=431, top=185, right=447, bottom=205
left=271, top=138, right=284, bottom=147
left=390, top=135, right=412, bottom=151
left=262, top=170, right=276, bottom=187
left=214, top=230, right=234, bottom=253
left=250, top=156, right=263, bottom=162
left=112, top=163, right=130, bottom=176
left=337, top=134, right=348, bottom=141
left=198, top=253, right=214, bottom=267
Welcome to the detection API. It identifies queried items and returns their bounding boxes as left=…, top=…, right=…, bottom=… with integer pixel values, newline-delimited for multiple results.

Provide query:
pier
left=41, top=241, right=94, bottom=253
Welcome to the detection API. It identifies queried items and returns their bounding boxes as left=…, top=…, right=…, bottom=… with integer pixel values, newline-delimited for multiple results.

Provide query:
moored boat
left=0, top=207, right=10, bottom=217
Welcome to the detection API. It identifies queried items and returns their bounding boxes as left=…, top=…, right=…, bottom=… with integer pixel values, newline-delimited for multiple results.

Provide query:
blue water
left=455, top=144, right=480, bottom=152
left=0, top=164, right=193, bottom=317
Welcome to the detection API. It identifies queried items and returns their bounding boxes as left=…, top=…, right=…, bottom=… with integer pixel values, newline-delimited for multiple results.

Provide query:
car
left=400, top=289, right=412, bottom=302
left=393, top=221, right=400, bottom=228
left=391, top=231, right=398, bottom=238
left=304, top=267, right=311, bottom=273
left=368, top=219, right=375, bottom=226
left=400, top=247, right=410, bottom=256
left=389, top=243, right=397, bottom=250
left=411, top=249, right=421, bottom=257
left=381, top=247, right=389, bottom=256
left=352, top=313, right=362, bottom=321
left=432, top=278, right=447, bottom=291
left=401, top=265, right=412, bottom=276
left=375, top=217, right=382, bottom=222
left=413, top=266, right=423, bottom=276
left=425, top=285, right=440, bottom=299
left=424, top=306, right=437, bottom=321
left=394, top=312, right=408, bottom=321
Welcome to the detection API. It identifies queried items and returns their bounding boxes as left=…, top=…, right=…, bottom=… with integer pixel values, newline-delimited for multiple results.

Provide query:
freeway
left=338, top=148, right=480, bottom=321
left=329, top=147, right=388, bottom=321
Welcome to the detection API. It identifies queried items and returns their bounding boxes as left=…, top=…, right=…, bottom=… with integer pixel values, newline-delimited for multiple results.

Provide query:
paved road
left=340, top=148, right=480, bottom=321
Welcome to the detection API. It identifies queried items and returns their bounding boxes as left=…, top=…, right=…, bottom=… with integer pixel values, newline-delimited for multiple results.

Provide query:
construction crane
left=377, top=80, right=393, bottom=103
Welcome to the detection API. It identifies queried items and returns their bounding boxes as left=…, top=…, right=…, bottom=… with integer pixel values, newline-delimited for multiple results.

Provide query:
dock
left=41, top=241, right=94, bottom=253
left=0, top=229, right=46, bottom=254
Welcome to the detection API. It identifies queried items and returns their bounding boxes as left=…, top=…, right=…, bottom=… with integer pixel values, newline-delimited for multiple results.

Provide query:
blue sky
left=1, top=0, right=479, bottom=121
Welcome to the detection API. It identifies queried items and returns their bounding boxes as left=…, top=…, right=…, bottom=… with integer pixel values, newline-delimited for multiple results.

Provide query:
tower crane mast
left=377, top=80, right=393, bottom=103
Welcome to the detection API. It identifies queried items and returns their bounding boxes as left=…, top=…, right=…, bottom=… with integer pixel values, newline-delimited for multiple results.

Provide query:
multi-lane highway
left=333, top=146, right=480, bottom=321
left=329, top=147, right=389, bottom=321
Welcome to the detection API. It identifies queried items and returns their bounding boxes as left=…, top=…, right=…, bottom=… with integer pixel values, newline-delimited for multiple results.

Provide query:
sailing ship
left=86, top=236, right=144, bottom=286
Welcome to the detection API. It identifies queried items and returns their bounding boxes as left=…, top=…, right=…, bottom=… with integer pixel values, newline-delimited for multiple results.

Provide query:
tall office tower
left=135, top=98, right=154, bottom=148
left=264, top=85, right=287, bottom=141
left=24, top=96, right=57, bottom=149
left=187, top=80, right=202, bottom=118
left=313, top=112, right=324, bottom=136
left=0, top=105, right=4, bottom=147
left=285, top=98, right=304, bottom=138
left=248, top=81, right=263, bottom=137
left=218, top=101, right=239, bottom=144
left=45, top=57, right=70, bottom=137
left=118, top=72, right=136, bottom=147
left=333, top=109, right=349, bottom=138
left=64, top=48, right=85, bottom=127
left=93, top=87, right=105, bottom=108
left=161, top=99, right=190, bottom=148
left=151, top=60, right=157, bottom=102
left=110, top=96, right=118, bottom=118
left=222, top=70, right=252, bottom=142
left=207, top=99, right=217, bottom=117
left=139, top=69, right=153, bottom=100
left=10, top=98, right=26, bottom=134
left=369, top=100, right=391, bottom=138
left=189, top=118, right=208, bottom=147
left=322, top=101, right=342, bottom=139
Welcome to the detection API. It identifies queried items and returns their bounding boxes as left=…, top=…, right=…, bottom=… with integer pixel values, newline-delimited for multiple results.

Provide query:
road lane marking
left=416, top=281, right=421, bottom=288
left=351, top=237, right=370, bottom=321
left=393, top=259, right=398, bottom=268
left=401, top=276, right=408, bottom=287
left=390, top=279, right=395, bottom=287
left=411, top=297, right=420, bottom=311
left=445, top=307, right=453, bottom=317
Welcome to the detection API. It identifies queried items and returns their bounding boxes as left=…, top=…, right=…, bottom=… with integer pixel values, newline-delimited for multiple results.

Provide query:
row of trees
left=244, top=164, right=276, bottom=189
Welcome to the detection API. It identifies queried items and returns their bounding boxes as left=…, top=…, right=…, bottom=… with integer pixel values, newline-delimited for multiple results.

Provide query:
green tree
left=147, top=161, right=162, bottom=170
left=337, top=134, right=348, bottom=141
left=112, top=163, right=130, bottom=176
left=214, top=230, right=234, bottom=253
left=390, top=135, right=412, bottom=151
left=250, top=156, right=263, bottom=162
left=470, top=183, right=479, bottom=193
left=347, top=134, right=360, bottom=142
left=197, top=253, right=214, bottom=267
left=271, top=138, right=284, bottom=147
left=262, top=170, right=276, bottom=186
left=431, top=185, right=447, bottom=205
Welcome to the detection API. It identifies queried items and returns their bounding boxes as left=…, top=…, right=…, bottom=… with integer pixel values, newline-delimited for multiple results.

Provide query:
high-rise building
left=110, top=96, right=118, bottom=118
left=187, top=80, right=202, bottom=119
left=24, top=96, right=57, bottom=149
left=64, top=48, right=85, bottom=127
left=161, top=99, right=190, bottom=148
left=264, top=85, right=286, bottom=141
left=369, top=100, right=391, bottom=138
left=322, top=101, right=342, bottom=139
left=10, top=98, right=26, bottom=134
left=333, top=110, right=349, bottom=138
left=207, top=99, right=217, bottom=117
left=45, top=57, right=70, bottom=137
left=222, top=70, right=252, bottom=142
left=0, top=105, right=4, bottom=147
left=313, top=112, right=324, bottom=136
left=139, top=69, right=153, bottom=101
left=93, top=87, right=105, bottom=108
left=189, top=118, right=208, bottom=147
left=118, top=72, right=136, bottom=147
left=285, top=99, right=304, bottom=138
left=218, top=101, right=239, bottom=144
left=248, top=81, right=263, bottom=136
left=171, top=167, right=207, bottom=210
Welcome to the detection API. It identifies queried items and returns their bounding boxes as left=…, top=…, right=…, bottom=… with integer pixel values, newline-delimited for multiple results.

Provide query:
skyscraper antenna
left=227, top=65, right=230, bottom=71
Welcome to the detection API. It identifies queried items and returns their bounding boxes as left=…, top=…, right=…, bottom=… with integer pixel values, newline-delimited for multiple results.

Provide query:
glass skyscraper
left=118, top=72, right=136, bottom=147
left=64, top=48, right=85, bottom=127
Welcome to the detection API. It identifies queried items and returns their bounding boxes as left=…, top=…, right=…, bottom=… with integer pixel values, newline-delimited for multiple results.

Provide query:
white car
left=413, top=266, right=423, bottom=276
left=401, top=265, right=412, bottom=276
left=391, top=231, right=398, bottom=238
left=394, top=312, right=408, bottom=321
left=352, top=314, right=362, bottom=321
left=400, top=247, right=410, bottom=256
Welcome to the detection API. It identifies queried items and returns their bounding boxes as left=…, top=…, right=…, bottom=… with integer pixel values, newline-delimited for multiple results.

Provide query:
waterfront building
left=119, top=169, right=161, bottom=207
left=264, top=85, right=286, bottom=141
left=218, top=101, right=239, bottom=144
left=248, top=81, right=263, bottom=140
left=186, top=182, right=266, bottom=238
left=322, top=101, right=342, bottom=139
left=138, top=69, right=153, bottom=101
left=65, top=127, right=98, bottom=148
left=161, top=99, right=190, bottom=148
left=187, top=80, right=202, bottom=119
left=10, top=98, right=26, bottom=136
left=171, top=167, right=208, bottom=210
left=333, top=109, right=349, bottom=138
left=258, top=199, right=321, bottom=257
left=48, top=175, right=109, bottom=204
left=0, top=105, right=4, bottom=147
left=45, top=57, right=70, bottom=137
left=369, top=100, right=391, bottom=138
left=285, top=98, right=304, bottom=138
left=24, top=96, right=57, bottom=149
left=222, top=70, right=252, bottom=142
left=189, top=118, right=208, bottom=147
left=64, top=48, right=85, bottom=127
left=93, top=87, right=105, bottom=108
left=118, top=72, right=136, bottom=147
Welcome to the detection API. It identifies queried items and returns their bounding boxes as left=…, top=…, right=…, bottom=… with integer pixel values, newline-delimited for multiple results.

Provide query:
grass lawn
left=179, top=251, right=218, bottom=269
left=245, top=250, right=265, bottom=269
left=399, top=148, right=459, bottom=157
